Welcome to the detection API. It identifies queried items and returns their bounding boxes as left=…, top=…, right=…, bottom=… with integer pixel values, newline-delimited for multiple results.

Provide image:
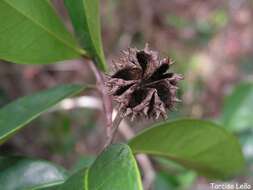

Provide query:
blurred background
left=0, top=0, right=253, bottom=189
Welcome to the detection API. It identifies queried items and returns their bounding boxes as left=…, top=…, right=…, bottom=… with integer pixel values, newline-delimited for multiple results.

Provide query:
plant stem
left=104, top=111, right=123, bottom=148
left=87, top=59, right=114, bottom=147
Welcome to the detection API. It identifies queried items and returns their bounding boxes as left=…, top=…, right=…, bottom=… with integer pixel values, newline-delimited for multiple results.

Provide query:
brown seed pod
left=105, top=44, right=183, bottom=120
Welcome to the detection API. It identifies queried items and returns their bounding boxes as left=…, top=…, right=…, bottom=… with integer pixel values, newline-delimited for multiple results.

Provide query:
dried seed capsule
left=105, top=44, right=183, bottom=120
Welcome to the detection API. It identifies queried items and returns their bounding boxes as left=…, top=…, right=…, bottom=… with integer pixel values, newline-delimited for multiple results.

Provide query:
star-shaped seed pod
left=105, top=45, right=183, bottom=120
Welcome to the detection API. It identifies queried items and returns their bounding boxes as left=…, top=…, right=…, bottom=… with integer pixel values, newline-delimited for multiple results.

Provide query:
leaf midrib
left=3, top=0, right=85, bottom=55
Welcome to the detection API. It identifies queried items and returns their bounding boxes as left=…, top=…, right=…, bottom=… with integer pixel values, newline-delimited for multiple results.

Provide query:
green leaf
left=87, top=144, right=143, bottom=190
left=154, top=157, right=197, bottom=189
left=221, top=82, right=253, bottom=132
left=52, top=169, right=86, bottom=190
left=0, top=0, right=87, bottom=64
left=0, top=156, right=68, bottom=190
left=154, top=172, right=178, bottom=190
left=70, top=155, right=95, bottom=174
left=34, top=168, right=87, bottom=190
left=129, top=119, right=245, bottom=179
left=0, top=84, right=85, bottom=144
left=64, top=0, right=107, bottom=71
left=239, top=130, right=253, bottom=163
left=44, top=144, right=143, bottom=190
left=154, top=171, right=196, bottom=190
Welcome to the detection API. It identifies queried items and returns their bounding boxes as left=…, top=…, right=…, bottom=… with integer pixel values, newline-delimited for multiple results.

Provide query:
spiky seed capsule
left=105, top=45, right=183, bottom=120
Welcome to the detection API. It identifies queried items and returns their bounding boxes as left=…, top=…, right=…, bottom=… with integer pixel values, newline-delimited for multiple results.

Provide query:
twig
left=87, top=59, right=114, bottom=147
left=135, top=154, right=155, bottom=190
left=104, top=112, right=123, bottom=148
left=49, top=95, right=156, bottom=190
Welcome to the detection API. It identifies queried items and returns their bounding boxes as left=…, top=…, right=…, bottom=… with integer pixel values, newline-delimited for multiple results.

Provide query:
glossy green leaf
left=53, top=169, right=86, bottom=190
left=87, top=144, right=143, bottom=190
left=129, top=119, right=245, bottom=179
left=222, top=82, right=253, bottom=132
left=44, top=144, right=143, bottom=190
left=0, top=0, right=87, bottom=64
left=64, top=0, right=107, bottom=71
left=0, top=84, right=85, bottom=144
left=0, top=156, right=67, bottom=190
left=37, top=168, right=87, bottom=190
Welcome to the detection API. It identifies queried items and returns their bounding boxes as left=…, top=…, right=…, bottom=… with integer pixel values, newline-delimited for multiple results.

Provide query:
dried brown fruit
left=105, top=44, right=183, bottom=120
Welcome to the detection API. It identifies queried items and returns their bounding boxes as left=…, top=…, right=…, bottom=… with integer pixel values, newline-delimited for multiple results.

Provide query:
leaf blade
left=0, top=156, right=68, bottom=190
left=221, top=82, right=253, bottom=132
left=129, top=119, right=245, bottom=179
left=45, top=144, right=143, bottom=190
left=0, top=84, right=85, bottom=144
left=87, top=144, right=143, bottom=190
left=0, top=0, right=86, bottom=64
left=64, top=0, right=107, bottom=71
